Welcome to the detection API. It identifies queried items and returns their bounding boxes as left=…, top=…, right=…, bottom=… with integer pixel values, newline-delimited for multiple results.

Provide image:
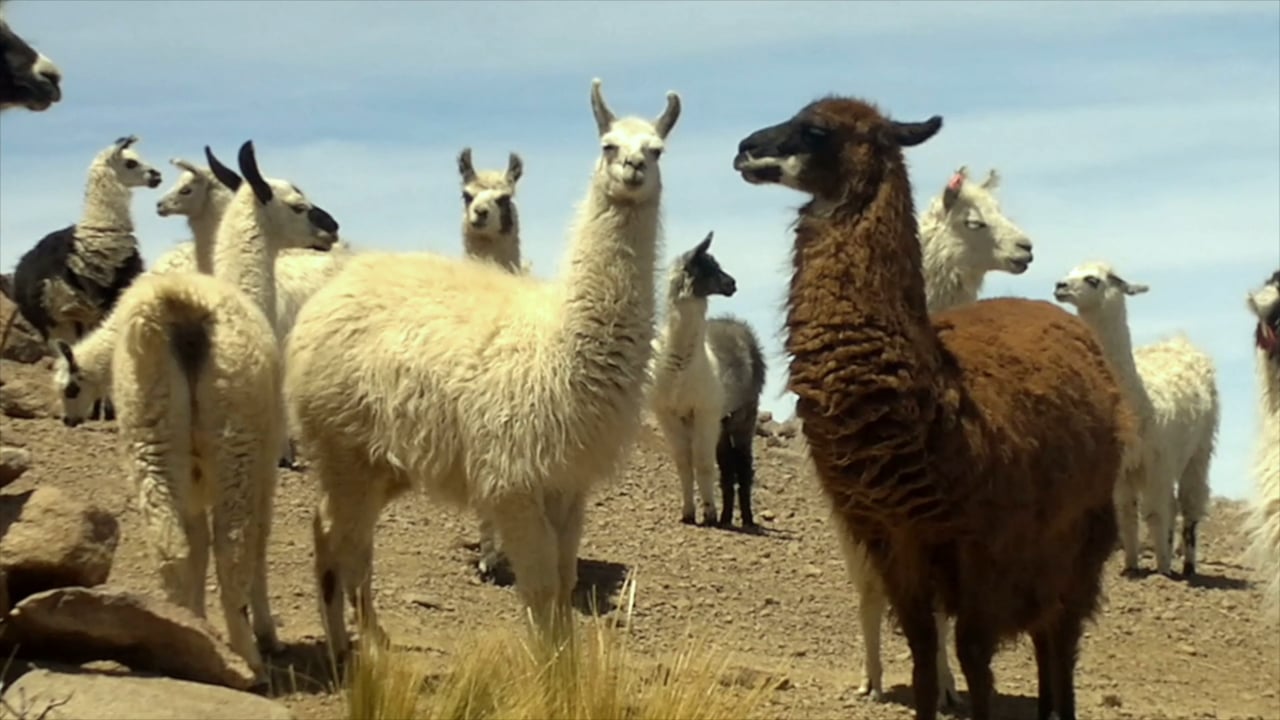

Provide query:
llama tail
left=118, top=274, right=214, bottom=400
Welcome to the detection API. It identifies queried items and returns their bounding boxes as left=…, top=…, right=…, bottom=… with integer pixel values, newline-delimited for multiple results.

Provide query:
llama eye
left=125, top=160, right=138, bottom=169
left=964, top=219, right=987, bottom=230
left=804, top=125, right=828, bottom=139
left=602, top=144, right=618, bottom=154
left=291, top=205, right=307, bottom=215
left=462, top=192, right=474, bottom=204
left=496, top=196, right=511, bottom=208
left=651, top=148, right=663, bottom=159
left=1084, top=276, right=1100, bottom=288
left=179, top=188, right=193, bottom=196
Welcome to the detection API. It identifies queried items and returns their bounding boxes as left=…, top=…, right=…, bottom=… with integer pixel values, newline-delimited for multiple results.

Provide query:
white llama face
left=589, top=79, right=681, bottom=203
left=1053, top=261, right=1148, bottom=312
left=51, top=341, right=96, bottom=428
left=941, top=169, right=1034, bottom=275
left=457, top=148, right=522, bottom=238
left=222, top=141, right=341, bottom=252
left=156, top=160, right=214, bottom=218
left=1247, top=269, right=1280, bottom=357
left=105, top=136, right=163, bottom=189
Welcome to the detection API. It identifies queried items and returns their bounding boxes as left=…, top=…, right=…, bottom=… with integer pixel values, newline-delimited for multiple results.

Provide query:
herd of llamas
left=1, top=9, right=1278, bottom=720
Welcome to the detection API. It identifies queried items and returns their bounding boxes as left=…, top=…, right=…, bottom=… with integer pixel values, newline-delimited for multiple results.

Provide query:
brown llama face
left=732, top=97, right=942, bottom=199
left=1247, top=269, right=1280, bottom=358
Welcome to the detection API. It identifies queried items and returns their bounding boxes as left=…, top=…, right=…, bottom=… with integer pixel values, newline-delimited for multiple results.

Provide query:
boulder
left=0, top=372, right=53, bottom=419
left=0, top=293, right=48, bottom=364
left=5, top=587, right=258, bottom=690
left=0, top=667, right=293, bottom=720
left=0, top=446, right=31, bottom=488
left=0, top=487, right=119, bottom=604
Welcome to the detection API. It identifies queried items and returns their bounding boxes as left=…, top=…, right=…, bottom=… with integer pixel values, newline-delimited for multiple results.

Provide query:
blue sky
left=1, top=1, right=1276, bottom=501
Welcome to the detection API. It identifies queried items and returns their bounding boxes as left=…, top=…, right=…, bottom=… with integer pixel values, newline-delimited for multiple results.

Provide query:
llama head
left=457, top=147, right=522, bottom=239
left=933, top=166, right=1033, bottom=275
left=733, top=96, right=942, bottom=205
left=51, top=340, right=95, bottom=428
left=97, top=135, right=163, bottom=189
left=1052, top=260, right=1149, bottom=314
left=156, top=158, right=232, bottom=218
left=666, top=231, right=737, bottom=304
left=1247, top=269, right=1280, bottom=359
left=207, top=141, right=341, bottom=252
left=589, top=78, right=681, bottom=204
left=0, top=9, right=61, bottom=112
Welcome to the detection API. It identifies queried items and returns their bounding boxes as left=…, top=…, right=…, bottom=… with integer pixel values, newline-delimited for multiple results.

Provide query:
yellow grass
left=344, top=573, right=783, bottom=720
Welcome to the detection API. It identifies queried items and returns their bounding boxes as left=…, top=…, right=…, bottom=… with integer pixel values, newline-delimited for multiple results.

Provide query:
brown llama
left=732, top=97, right=1134, bottom=720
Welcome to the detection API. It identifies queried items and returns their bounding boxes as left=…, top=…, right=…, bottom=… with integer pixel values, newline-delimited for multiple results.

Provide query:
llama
left=57, top=141, right=341, bottom=682
left=824, top=162, right=1038, bottom=707
left=919, top=165, right=1033, bottom=314
left=0, top=2, right=61, bottom=112
left=458, top=147, right=524, bottom=273
left=1244, top=269, right=1279, bottom=623
left=456, top=146, right=527, bottom=583
left=1055, top=260, right=1218, bottom=578
left=283, top=78, right=680, bottom=658
left=733, top=96, right=1132, bottom=720
left=55, top=150, right=346, bottom=430
left=11, top=135, right=161, bottom=419
left=648, top=231, right=768, bottom=529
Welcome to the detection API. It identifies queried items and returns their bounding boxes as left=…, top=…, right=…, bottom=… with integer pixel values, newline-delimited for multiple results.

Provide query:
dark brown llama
left=732, top=96, right=1134, bottom=720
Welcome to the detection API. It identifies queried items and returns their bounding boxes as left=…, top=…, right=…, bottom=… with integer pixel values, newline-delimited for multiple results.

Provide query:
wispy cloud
left=1, top=0, right=1276, bottom=500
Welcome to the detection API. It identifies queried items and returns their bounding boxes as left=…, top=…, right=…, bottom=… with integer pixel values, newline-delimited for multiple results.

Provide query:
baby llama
left=10, top=135, right=161, bottom=420
left=57, top=141, right=340, bottom=682
left=1055, top=260, right=1218, bottom=578
left=284, top=78, right=680, bottom=658
left=734, top=96, right=1132, bottom=720
left=1245, top=269, right=1280, bottom=624
left=0, top=1, right=61, bottom=112
left=649, top=231, right=767, bottom=529
left=829, top=161, right=1039, bottom=708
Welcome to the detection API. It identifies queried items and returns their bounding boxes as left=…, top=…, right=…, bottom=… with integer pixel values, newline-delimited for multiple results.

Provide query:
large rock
left=0, top=293, right=48, bottom=364
left=5, top=587, right=258, bottom=690
left=0, top=487, right=119, bottom=603
left=0, top=446, right=31, bottom=488
left=0, top=667, right=293, bottom=720
left=0, top=371, right=53, bottom=419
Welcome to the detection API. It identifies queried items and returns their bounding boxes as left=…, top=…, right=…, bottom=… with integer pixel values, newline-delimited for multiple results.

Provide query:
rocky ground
left=1, top=334, right=1278, bottom=719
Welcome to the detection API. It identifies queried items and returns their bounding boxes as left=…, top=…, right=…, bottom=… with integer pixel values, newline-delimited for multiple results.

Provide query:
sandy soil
left=2, top=357, right=1277, bottom=720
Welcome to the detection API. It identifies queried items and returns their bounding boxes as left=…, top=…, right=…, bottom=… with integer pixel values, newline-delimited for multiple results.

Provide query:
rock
left=0, top=273, right=11, bottom=300
left=0, top=487, right=119, bottom=604
left=0, top=667, right=294, bottom=719
left=5, top=587, right=258, bottom=690
left=0, top=374, right=52, bottom=419
left=0, top=294, right=48, bottom=364
left=0, top=446, right=31, bottom=488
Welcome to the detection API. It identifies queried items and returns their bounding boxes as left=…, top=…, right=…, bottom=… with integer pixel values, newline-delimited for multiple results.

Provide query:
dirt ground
left=2, top=356, right=1278, bottom=720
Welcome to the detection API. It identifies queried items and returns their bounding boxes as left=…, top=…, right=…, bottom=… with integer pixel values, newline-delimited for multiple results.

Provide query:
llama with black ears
left=0, top=0, right=62, bottom=112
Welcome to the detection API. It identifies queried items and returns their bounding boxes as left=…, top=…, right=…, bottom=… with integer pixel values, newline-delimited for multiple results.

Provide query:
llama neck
left=1258, top=348, right=1280, bottom=428
left=1077, top=304, right=1144, bottom=396
left=76, top=165, right=135, bottom=239
left=188, top=188, right=234, bottom=275
left=463, top=228, right=522, bottom=274
left=918, top=206, right=984, bottom=314
left=212, top=196, right=278, bottom=331
left=561, top=184, right=661, bottom=393
left=658, top=297, right=709, bottom=373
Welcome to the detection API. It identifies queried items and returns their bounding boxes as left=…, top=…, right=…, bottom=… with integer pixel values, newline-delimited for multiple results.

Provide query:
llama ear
left=457, top=147, right=476, bottom=183
left=204, top=146, right=242, bottom=192
left=590, top=78, right=616, bottom=136
left=887, top=115, right=943, bottom=148
left=236, top=140, right=272, bottom=205
left=942, top=166, right=967, bottom=211
left=55, top=340, right=76, bottom=370
left=1123, top=282, right=1150, bottom=296
left=170, top=158, right=200, bottom=176
left=113, top=135, right=138, bottom=153
left=694, top=231, right=714, bottom=255
left=506, top=152, right=523, bottom=184
left=654, top=91, right=681, bottom=139
left=981, top=168, right=1000, bottom=191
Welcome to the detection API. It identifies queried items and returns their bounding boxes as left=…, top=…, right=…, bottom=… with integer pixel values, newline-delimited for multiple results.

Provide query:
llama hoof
left=680, top=512, right=698, bottom=525
left=742, top=520, right=761, bottom=534
left=256, top=631, right=284, bottom=655
left=855, top=683, right=884, bottom=702
left=701, top=510, right=718, bottom=526
left=940, top=685, right=962, bottom=709
left=1182, top=561, right=1196, bottom=578
left=717, top=514, right=733, bottom=528
left=1120, top=566, right=1142, bottom=579
left=102, top=401, right=116, bottom=422
left=477, top=557, right=515, bottom=587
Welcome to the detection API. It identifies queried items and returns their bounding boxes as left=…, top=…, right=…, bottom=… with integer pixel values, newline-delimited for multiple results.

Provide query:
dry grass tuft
left=344, top=572, right=783, bottom=720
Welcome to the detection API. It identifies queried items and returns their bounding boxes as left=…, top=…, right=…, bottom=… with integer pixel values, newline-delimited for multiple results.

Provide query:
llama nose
left=1054, top=281, right=1068, bottom=292
left=1016, top=239, right=1033, bottom=252
left=475, top=208, right=489, bottom=220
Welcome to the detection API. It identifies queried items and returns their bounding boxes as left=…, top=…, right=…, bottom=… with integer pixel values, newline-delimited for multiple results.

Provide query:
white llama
left=283, top=78, right=681, bottom=657
left=56, top=141, right=341, bottom=681
left=1055, top=260, right=1218, bottom=577
left=648, top=232, right=739, bottom=526
left=1245, top=269, right=1280, bottom=624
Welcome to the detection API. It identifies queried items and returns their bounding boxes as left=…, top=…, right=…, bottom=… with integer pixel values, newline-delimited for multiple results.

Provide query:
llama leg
left=716, top=432, right=736, bottom=527
left=895, top=595, right=941, bottom=720
left=313, top=500, right=348, bottom=660
left=313, top=462, right=386, bottom=661
left=491, top=493, right=563, bottom=638
left=1177, top=441, right=1212, bottom=578
left=1047, top=614, right=1084, bottom=720
left=934, top=612, right=960, bottom=709
left=349, top=540, right=387, bottom=649
left=1142, top=486, right=1175, bottom=576
left=953, top=615, right=996, bottom=720
left=476, top=515, right=512, bottom=584
left=548, top=490, right=586, bottom=616
left=137, top=459, right=205, bottom=614
left=1114, top=478, right=1140, bottom=575
left=735, top=439, right=757, bottom=530
left=855, top=579, right=887, bottom=701
left=210, top=447, right=268, bottom=680
left=1031, top=630, right=1054, bottom=720
left=657, top=413, right=698, bottom=523
left=691, top=412, right=720, bottom=525
left=249, top=461, right=281, bottom=654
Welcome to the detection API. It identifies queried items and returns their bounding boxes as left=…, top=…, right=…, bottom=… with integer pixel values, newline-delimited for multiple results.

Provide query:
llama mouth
left=1257, top=318, right=1280, bottom=356
left=1052, top=288, right=1073, bottom=303
left=732, top=154, right=782, bottom=184
left=1008, top=259, right=1031, bottom=275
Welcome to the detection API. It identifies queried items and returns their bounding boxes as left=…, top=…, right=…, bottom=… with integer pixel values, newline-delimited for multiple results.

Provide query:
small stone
left=0, top=445, right=31, bottom=487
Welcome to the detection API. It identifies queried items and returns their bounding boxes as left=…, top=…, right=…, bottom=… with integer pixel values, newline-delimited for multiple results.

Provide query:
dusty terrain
left=2, top=355, right=1277, bottom=720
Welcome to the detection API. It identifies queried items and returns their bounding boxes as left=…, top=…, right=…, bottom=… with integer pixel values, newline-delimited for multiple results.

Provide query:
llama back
left=1134, top=334, right=1220, bottom=452
left=706, top=315, right=766, bottom=415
